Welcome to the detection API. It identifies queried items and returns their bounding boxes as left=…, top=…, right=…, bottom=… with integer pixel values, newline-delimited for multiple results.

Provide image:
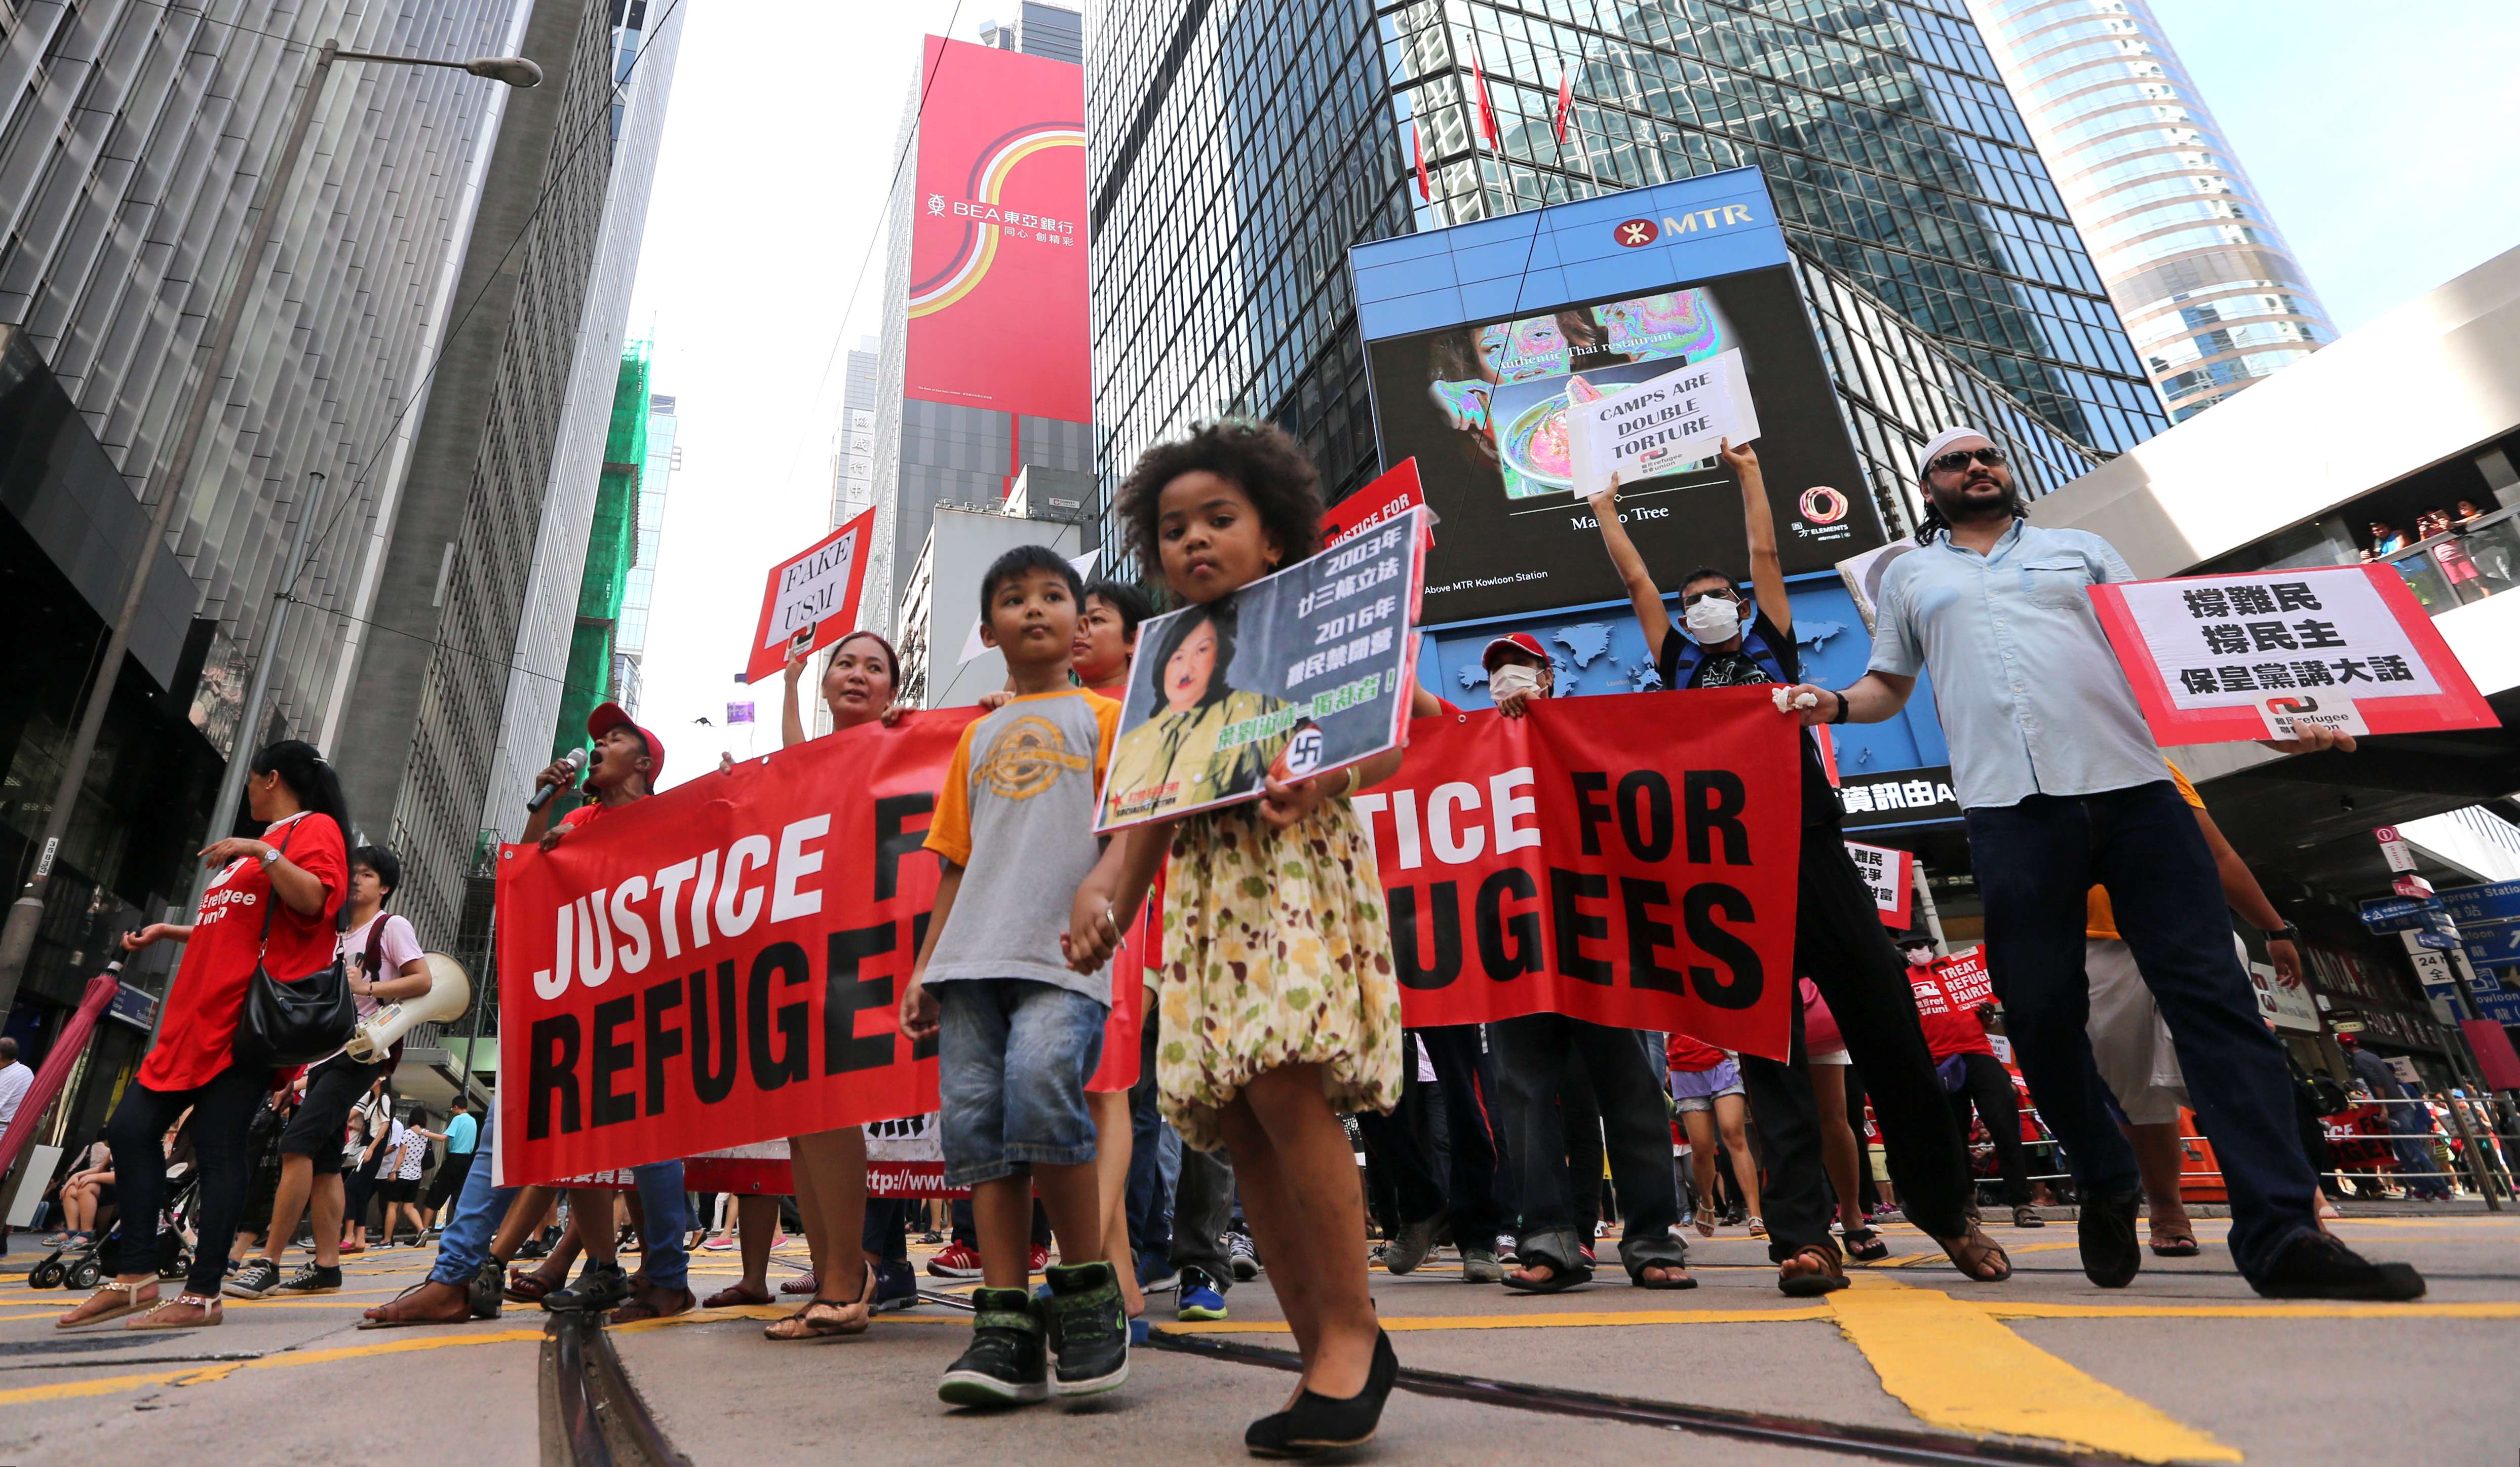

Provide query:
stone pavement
left=1, top=1210, right=2513, bottom=1465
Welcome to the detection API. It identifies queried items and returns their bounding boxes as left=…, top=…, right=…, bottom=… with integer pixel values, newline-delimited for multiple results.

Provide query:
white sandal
left=57, top=1281, right=156, bottom=1329
left=125, top=1293, right=224, bottom=1330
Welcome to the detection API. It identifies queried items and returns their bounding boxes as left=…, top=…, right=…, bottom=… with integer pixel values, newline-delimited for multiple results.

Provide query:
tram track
left=541, top=1310, right=689, bottom=1467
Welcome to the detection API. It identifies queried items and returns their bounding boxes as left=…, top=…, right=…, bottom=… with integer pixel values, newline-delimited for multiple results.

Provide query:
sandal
left=1777, top=1244, right=1849, bottom=1298
left=2148, top=1230, right=2201, bottom=1258
left=357, top=1282, right=475, bottom=1329
left=505, top=1265, right=563, bottom=1303
left=1631, top=1262, right=1698, bottom=1290
left=1843, top=1226, right=1891, bottom=1263
left=703, top=1283, right=774, bottom=1308
left=57, top=1281, right=157, bottom=1329
left=1746, top=1216, right=1767, bottom=1239
left=610, top=1286, right=695, bottom=1325
left=1693, top=1204, right=1716, bottom=1239
left=1499, top=1259, right=1593, bottom=1294
left=763, top=1262, right=874, bottom=1340
left=126, top=1293, right=223, bottom=1330
left=1932, top=1222, right=2013, bottom=1283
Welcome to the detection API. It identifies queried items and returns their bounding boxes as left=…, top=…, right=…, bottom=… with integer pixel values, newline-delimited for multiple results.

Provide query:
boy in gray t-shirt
left=903, top=545, right=1131, bottom=1406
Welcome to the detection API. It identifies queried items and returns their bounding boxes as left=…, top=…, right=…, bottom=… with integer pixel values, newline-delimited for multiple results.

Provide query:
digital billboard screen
left=905, top=36, right=1090, bottom=424
left=1351, top=169, right=1881, bottom=627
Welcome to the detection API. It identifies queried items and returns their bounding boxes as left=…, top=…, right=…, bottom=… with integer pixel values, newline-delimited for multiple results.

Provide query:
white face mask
left=1683, top=595, right=1743, bottom=644
left=1489, top=663, right=1546, bottom=701
left=1904, top=946, right=1936, bottom=968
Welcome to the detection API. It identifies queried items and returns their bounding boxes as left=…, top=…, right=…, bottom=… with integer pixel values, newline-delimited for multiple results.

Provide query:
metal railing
left=2374, top=506, right=2520, bottom=615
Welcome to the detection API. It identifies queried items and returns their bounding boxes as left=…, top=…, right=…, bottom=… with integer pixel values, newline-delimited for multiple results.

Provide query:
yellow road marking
left=0, top=1326, right=540, bottom=1406
left=1826, top=1274, right=2240, bottom=1463
left=1987, top=1300, right=2520, bottom=1321
left=1162, top=1306, right=1834, bottom=1335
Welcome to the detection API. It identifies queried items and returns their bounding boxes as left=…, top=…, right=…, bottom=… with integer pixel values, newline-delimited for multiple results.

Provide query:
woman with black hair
left=1102, top=597, right=1286, bottom=822
left=57, top=740, right=349, bottom=1331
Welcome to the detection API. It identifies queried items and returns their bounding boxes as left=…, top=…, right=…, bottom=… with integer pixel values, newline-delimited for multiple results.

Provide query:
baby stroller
left=25, top=1162, right=202, bottom=1291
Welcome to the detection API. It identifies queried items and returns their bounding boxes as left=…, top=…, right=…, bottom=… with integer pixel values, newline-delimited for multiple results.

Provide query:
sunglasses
left=1928, top=446, right=2007, bottom=475
left=1682, top=587, right=1740, bottom=607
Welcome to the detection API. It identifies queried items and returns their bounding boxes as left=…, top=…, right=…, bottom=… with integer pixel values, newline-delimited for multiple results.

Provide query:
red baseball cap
left=587, top=702, right=666, bottom=783
left=1481, top=632, right=1547, bottom=671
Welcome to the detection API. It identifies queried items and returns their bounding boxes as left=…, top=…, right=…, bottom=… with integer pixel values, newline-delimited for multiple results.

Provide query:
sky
left=622, top=2, right=2520, bottom=787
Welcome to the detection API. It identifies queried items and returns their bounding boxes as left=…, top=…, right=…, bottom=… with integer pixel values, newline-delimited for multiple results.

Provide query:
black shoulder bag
left=232, top=820, right=357, bottom=1069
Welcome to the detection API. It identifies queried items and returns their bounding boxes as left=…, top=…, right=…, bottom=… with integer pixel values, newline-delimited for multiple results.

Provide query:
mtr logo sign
left=1613, top=203, right=1759, bottom=247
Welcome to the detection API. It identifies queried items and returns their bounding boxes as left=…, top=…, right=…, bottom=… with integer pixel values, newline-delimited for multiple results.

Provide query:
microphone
left=525, top=747, right=588, bottom=814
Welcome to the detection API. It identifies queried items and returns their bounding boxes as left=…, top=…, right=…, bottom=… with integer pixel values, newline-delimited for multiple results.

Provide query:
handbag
left=232, top=819, right=357, bottom=1068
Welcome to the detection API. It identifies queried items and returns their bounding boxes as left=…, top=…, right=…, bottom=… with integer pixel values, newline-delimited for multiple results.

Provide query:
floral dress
left=1155, top=794, right=1404, bottom=1151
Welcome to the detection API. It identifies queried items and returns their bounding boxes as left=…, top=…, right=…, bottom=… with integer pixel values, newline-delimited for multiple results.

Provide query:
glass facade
left=1086, top=0, right=2166, bottom=551
left=1965, top=0, right=2336, bottom=421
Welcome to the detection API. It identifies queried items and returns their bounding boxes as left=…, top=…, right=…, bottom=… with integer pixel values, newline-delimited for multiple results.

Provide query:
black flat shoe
left=2078, top=1190, right=2142, bottom=1289
left=2253, top=1231, right=2425, bottom=1301
left=1246, top=1329, right=1398, bottom=1458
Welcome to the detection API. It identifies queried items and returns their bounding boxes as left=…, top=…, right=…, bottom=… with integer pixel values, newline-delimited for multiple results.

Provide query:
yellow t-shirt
left=2084, top=760, right=2205, bottom=940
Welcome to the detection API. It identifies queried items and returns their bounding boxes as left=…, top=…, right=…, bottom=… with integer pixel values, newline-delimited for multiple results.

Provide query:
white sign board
left=2247, top=961, right=2323, bottom=1034
left=1566, top=349, right=1759, bottom=499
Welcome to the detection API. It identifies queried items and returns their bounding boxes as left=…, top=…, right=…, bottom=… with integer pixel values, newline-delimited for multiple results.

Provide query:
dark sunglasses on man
left=1681, top=586, right=1742, bottom=607
left=1928, top=445, right=2007, bottom=475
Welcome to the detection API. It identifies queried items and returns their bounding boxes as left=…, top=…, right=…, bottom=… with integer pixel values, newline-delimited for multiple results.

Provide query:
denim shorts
left=935, top=978, right=1107, bottom=1187
left=1669, top=1058, right=1745, bottom=1113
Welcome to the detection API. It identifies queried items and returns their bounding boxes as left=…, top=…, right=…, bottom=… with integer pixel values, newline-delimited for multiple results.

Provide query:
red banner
left=1361, top=689, right=1798, bottom=1058
left=1321, top=458, right=1430, bottom=549
left=745, top=506, right=876, bottom=683
left=494, top=711, right=983, bottom=1186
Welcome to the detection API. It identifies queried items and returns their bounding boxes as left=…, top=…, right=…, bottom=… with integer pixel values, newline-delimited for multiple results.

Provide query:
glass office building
left=1966, top=0, right=2335, bottom=421
left=1087, top=0, right=2166, bottom=541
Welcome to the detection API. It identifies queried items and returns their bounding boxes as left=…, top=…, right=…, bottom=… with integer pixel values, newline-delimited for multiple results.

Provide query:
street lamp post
left=0, top=42, right=539, bottom=1018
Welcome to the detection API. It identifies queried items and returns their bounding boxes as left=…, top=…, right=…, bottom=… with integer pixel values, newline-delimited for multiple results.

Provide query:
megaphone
left=348, top=951, right=471, bottom=1062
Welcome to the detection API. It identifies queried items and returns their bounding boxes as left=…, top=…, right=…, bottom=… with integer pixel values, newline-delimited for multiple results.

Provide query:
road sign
left=2393, top=872, right=2435, bottom=899
left=2462, top=921, right=2520, bottom=971
left=2439, top=879, right=2520, bottom=928
left=2376, top=827, right=2417, bottom=873
left=2475, top=986, right=2520, bottom=1026
left=2358, top=895, right=2446, bottom=932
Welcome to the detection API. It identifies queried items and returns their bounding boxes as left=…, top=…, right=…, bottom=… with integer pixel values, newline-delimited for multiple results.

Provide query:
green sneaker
left=939, top=1287, right=1049, bottom=1407
left=1040, top=1261, right=1129, bottom=1397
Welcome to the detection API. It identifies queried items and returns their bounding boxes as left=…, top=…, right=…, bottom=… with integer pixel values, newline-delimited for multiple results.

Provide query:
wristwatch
left=2259, top=922, right=2301, bottom=944
left=1828, top=689, right=1852, bottom=725
left=257, top=846, right=282, bottom=867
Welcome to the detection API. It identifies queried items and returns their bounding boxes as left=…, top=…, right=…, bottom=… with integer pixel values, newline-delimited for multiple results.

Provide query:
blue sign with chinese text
left=2440, top=880, right=2520, bottom=928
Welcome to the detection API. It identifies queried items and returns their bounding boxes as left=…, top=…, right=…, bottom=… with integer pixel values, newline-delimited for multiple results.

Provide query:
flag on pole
left=1412, top=121, right=1431, bottom=201
left=1468, top=47, right=1501, bottom=150
left=1553, top=67, right=1574, bottom=143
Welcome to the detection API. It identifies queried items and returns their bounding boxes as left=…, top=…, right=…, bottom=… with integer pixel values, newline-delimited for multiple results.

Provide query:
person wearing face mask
left=1591, top=440, right=2008, bottom=1297
left=1778, top=426, right=2422, bottom=1301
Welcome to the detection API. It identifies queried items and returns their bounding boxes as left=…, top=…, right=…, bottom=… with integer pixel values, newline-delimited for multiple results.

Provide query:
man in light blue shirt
left=1781, top=428, right=2421, bottom=1303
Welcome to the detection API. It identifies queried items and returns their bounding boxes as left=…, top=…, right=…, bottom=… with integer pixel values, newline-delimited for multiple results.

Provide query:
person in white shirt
left=0, top=1037, right=31, bottom=1130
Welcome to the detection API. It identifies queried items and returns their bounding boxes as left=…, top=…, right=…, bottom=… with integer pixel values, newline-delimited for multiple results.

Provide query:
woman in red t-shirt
left=59, top=741, right=348, bottom=1331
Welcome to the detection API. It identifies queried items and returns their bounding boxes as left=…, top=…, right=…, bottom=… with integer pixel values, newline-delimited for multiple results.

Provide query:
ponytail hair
left=247, top=739, right=355, bottom=843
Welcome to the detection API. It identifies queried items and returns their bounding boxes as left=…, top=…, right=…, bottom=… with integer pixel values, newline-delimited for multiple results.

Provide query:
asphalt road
left=3, top=1209, right=2513, bottom=1465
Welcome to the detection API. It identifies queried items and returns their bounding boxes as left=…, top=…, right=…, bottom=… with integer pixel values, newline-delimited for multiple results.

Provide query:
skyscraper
left=1965, top=0, right=2336, bottom=421
left=1086, top=0, right=2167, bottom=541
left=618, top=388, right=681, bottom=714
left=832, top=337, right=881, bottom=527
left=335, top=0, right=684, bottom=950
left=548, top=345, right=655, bottom=759
left=0, top=3, right=528, bottom=1029
left=863, top=9, right=1093, bottom=648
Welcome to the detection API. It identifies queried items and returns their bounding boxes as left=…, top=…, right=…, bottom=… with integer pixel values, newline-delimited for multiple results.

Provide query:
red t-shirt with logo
left=1908, top=952, right=1995, bottom=1061
left=140, top=811, right=347, bottom=1091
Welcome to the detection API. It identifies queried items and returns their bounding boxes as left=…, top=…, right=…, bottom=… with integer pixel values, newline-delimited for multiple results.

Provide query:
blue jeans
left=1965, top=781, right=2318, bottom=1285
left=935, top=978, right=1105, bottom=1188
left=429, top=1116, right=688, bottom=1291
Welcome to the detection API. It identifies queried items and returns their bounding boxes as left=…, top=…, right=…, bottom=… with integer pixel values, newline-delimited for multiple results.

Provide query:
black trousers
left=1948, top=1051, right=2034, bottom=1206
left=1735, top=825, right=1974, bottom=1261
left=104, top=1062, right=270, bottom=1295
left=1353, top=1027, right=1508, bottom=1244
left=1491, top=1013, right=1681, bottom=1277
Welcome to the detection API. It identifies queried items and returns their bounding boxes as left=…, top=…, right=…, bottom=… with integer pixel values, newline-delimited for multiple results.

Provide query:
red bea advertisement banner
left=2088, top=564, right=2498, bottom=746
left=744, top=506, right=876, bottom=684
left=1360, top=689, right=1799, bottom=1059
left=905, top=36, right=1090, bottom=423
left=493, top=711, right=984, bottom=1186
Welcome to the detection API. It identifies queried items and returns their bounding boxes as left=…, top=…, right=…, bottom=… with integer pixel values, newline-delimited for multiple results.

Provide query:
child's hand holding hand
left=1062, top=878, right=1123, bottom=975
left=899, top=977, right=940, bottom=1042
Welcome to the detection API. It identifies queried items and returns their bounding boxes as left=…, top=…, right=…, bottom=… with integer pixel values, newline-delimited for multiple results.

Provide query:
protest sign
left=1321, top=458, right=1431, bottom=549
left=493, top=710, right=979, bottom=1186
left=744, top=505, right=877, bottom=683
left=1098, top=507, right=1428, bottom=831
left=1361, top=688, right=1798, bottom=1059
left=2088, top=565, right=2498, bottom=746
left=1564, top=348, right=1758, bottom=500
left=1842, top=840, right=1914, bottom=928
left=1935, top=948, right=1994, bottom=1010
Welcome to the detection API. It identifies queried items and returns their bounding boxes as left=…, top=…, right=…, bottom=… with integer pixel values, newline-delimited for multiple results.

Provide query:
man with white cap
left=1776, top=427, right=2423, bottom=1300
left=1591, top=438, right=2005, bottom=1297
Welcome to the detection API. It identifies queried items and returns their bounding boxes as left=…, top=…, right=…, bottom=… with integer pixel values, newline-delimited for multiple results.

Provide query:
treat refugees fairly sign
left=2089, top=564, right=2497, bottom=745
left=1098, top=507, right=1428, bottom=830
left=1565, top=349, right=1759, bottom=499
left=745, top=506, right=876, bottom=683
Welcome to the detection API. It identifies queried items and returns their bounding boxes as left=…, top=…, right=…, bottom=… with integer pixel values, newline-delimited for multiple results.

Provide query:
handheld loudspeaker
left=347, top=951, right=471, bottom=1061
